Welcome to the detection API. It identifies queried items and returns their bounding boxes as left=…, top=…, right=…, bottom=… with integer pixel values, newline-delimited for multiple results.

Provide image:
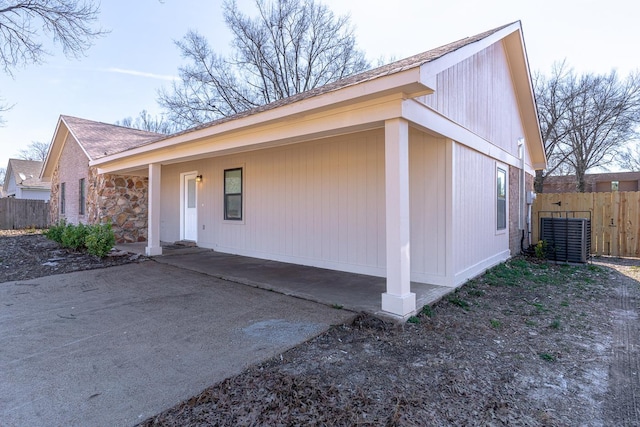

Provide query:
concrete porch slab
left=136, top=248, right=453, bottom=318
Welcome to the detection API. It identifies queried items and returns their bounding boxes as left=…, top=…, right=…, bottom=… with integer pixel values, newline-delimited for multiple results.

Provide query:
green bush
left=44, top=220, right=66, bottom=244
left=85, top=223, right=116, bottom=257
left=61, top=222, right=88, bottom=250
left=45, top=221, right=115, bottom=257
left=534, top=240, right=547, bottom=259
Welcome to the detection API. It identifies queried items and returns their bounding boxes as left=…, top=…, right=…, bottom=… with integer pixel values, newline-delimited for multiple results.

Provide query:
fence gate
left=532, top=191, right=640, bottom=258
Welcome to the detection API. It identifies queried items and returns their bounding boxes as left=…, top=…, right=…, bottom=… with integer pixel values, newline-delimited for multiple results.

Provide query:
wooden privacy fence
left=532, top=191, right=640, bottom=258
left=0, top=198, right=50, bottom=230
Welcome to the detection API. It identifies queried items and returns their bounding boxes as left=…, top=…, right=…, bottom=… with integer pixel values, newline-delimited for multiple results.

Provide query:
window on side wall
left=60, top=182, right=66, bottom=215
left=79, top=178, right=86, bottom=215
left=224, top=168, right=242, bottom=220
left=497, top=167, right=507, bottom=230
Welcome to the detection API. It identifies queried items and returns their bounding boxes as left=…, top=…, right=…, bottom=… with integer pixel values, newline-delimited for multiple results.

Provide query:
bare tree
left=533, top=62, right=577, bottom=192
left=159, top=0, right=369, bottom=128
left=0, top=0, right=105, bottom=75
left=0, top=166, right=5, bottom=184
left=534, top=64, right=640, bottom=192
left=617, top=141, right=640, bottom=171
left=562, top=71, right=640, bottom=191
left=115, top=109, right=178, bottom=134
left=0, top=1, right=104, bottom=123
left=17, top=141, right=49, bottom=161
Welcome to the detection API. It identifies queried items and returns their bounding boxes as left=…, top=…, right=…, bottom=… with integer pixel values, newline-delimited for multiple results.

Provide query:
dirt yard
left=1, top=230, right=638, bottom=426
left=138, top=259, right=638, bottom=426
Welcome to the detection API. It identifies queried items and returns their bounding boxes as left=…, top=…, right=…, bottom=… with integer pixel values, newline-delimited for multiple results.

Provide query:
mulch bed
left=0, top=230, right=142, bottom=283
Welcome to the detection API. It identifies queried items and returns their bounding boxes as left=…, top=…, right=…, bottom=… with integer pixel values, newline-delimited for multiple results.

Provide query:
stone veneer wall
left=49, top=163, right=60, bottom=225
left=89, top=167, right=149, bottom=244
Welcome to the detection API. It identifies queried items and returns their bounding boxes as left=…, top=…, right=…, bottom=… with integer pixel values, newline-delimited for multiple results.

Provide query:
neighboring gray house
left=2, top=159, right=51, bottom=201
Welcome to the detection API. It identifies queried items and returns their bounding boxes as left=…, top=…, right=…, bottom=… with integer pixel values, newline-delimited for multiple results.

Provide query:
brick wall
left=543, top=172, right=640, bottom=193
left=50, top=136, right=90, bottom=225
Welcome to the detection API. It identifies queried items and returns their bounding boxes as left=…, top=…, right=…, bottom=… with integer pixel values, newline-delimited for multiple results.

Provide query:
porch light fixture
left=196, top=175, right=203, bottom=183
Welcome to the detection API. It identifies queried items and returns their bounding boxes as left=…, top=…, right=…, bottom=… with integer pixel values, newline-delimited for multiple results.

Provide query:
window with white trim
left=497, top=167, right=507, bottom=230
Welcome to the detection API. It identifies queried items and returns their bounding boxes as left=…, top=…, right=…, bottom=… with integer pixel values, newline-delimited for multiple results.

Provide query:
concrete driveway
left=0, top=261, right=353, bottom=426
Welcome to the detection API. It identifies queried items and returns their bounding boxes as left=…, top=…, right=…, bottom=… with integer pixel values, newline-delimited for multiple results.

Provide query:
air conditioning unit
left=539, top=217, right=591, bottom=263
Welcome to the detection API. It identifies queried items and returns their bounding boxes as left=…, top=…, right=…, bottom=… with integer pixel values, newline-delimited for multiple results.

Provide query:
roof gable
left=89, top=21, right=545, bottom=173
left=61, top=115, right=162, bottom=160
left=41, top=116, right=163, bottom=179
left=163, top=22, right=516, bottom=139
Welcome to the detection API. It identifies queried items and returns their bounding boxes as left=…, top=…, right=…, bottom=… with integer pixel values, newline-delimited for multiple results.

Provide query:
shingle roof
left=167, top=22, right=516, bottom=138
left=75, top=21, right=517, bottom=160
left=7, top=159, right=50, bottom=189
left=61, top=116, right=163, bottom=160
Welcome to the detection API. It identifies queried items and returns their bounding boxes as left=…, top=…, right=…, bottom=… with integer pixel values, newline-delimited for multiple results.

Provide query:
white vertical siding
left=159, top=130, right=388, bottom=276
left=423, top=41, right=527, bottom=162
left=452, top=143, right=509, bottom=281
left=159, top=164, right=182, bottom=243
left=409, top=130, right=448, bottom=283
left=157, top=129, right=479, bottom=284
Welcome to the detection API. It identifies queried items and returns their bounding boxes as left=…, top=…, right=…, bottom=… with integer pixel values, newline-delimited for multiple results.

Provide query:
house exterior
left=543, top=172, right=640, bottom=193
left=42, top=21, right=546, bottom=318
left=2, top=159, right=51, bottom=200
left=40, top=116, right=161, bottom=242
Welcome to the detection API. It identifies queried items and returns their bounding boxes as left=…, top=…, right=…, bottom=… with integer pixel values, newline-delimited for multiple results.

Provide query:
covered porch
left=98, top=103, right=452, bottom=320
left=116, top=242, right=452, bottom=318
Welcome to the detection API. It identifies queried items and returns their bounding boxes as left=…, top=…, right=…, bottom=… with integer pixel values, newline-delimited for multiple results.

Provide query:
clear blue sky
left=0, top=0, right=637, bottom=171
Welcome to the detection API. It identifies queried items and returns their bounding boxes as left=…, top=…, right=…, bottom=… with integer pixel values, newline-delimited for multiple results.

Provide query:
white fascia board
left=420, top=22, right=521, bottom=80
left=503, top=31, right=547, bottom=170
left=92, top=70, right=428, bottom=169
left=94, top=95, right=406, bottom=174
left=41, top=119, right=73, bottom=181
left=41, top=116, right=64, bottom=180
left=402, top=99, right=527, bottom=171
left=39, top=116, right=69, bottom=181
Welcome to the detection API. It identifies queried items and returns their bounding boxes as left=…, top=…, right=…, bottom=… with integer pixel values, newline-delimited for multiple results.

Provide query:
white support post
left=146, top=163, right=163, bottom=256
left=381, top=118, right=416, bottom=317
left=444, top=139, right=455, bottom=287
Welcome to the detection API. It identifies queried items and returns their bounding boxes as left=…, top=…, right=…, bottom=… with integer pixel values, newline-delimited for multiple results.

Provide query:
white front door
left=182, top=172, right=197, bottom=241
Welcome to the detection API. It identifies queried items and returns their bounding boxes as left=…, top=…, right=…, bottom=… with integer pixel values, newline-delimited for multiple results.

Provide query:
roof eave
left=41, top=117, right=66, bottom=181
left=503, top=25, right=547, bottom=170
left=92, top=68, right=434, bottom=168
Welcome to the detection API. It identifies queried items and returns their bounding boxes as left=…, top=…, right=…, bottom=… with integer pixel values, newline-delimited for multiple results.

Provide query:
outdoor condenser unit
left=539, top=217, right=591, bottom=263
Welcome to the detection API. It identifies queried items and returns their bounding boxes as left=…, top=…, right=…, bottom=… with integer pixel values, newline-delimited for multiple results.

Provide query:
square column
left=146, top=163, right=163, bottom=256
left=382, top=118, right=416, bottom=317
